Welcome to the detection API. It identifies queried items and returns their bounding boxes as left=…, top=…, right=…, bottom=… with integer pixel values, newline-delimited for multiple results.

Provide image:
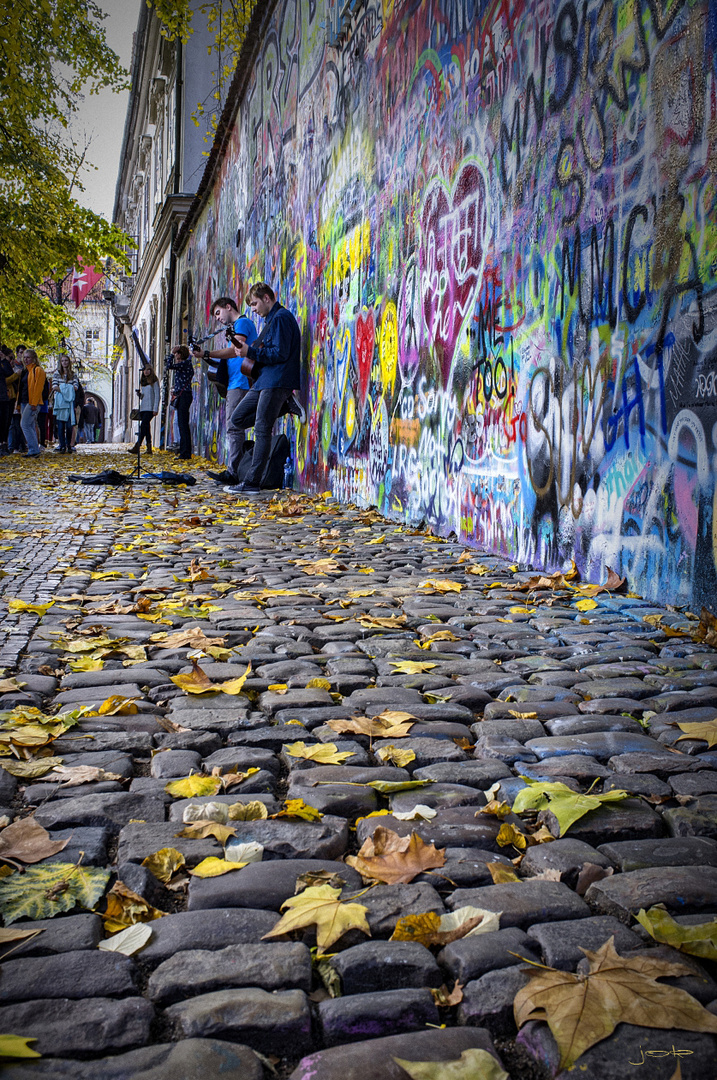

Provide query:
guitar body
left=240, top=356, right=261, bottom=384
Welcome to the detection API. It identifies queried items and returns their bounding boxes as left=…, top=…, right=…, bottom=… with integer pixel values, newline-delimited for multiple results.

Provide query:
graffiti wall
left=179, top=0, right=717, bottom=608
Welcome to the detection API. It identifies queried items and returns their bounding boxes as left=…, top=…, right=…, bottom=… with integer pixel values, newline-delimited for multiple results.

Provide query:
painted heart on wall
left=355, top=308, right=375, bottom=404
left=420, top=160, right=488, bottom=386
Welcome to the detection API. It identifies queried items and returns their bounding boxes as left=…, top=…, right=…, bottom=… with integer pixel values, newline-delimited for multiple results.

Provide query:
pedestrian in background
left=0, top=346, right=14, bottom=455
left=166, top=345, right=194, bottom=460
left=81, top=399, right=99, bottom=443
left=19, top=350, right=46, bottom=458
left=69, top=379, right=85, bottom=452
left=129, top=362, right=159, bottom=456
left=51, top=355, right=78, bottom=454
left=7, top=353, right=25, bottom=454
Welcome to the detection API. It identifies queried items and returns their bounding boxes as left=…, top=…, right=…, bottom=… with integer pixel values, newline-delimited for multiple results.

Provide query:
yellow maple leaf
left=171, top=660, right=250, bottom=696
left=164, top=775, right=223, bottom=799
left=418, top=579, right=463, bottom=593
left=305, top=677, right=332, bottom=691
left=284, top=741, right=355, bottom=765
left=95, top=695, right=139, bottom=716
left=274, top=799, right=324, bottom=821
left=189, top=858, right=246, bottom=877
left=262, top=884, right=370, bottom=952
left=575, top=598, right=599, bottom=612
left=389, top=660, right=437, bottom=674
left=375, top=745, right=416, bottom=767
left=141, top=848, right=186, bottom=884
left=7, top=599, right=54, bottom=617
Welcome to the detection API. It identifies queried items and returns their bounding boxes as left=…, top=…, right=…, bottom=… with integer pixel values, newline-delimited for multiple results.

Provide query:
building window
left=85, top=329, right=100, bottom=357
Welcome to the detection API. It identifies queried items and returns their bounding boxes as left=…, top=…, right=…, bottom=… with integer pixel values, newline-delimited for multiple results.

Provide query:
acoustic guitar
left=226, top=328, right=262, bottom=385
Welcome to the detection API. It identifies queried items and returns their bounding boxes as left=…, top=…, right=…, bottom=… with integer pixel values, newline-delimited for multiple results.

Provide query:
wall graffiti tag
left=180, top=0, right=717, bottom=610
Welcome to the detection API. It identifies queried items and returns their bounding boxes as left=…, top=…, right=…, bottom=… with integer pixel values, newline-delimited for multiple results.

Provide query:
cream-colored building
left=111, top=1, right=220, bottom=446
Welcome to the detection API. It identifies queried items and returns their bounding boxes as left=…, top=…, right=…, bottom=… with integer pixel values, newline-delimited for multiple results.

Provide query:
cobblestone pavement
left=1, top=449, right=717, bottom=1079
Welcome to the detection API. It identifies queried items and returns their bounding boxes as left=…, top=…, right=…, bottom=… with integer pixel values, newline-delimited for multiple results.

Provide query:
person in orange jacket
left=19, top=350, right=46, bottom=457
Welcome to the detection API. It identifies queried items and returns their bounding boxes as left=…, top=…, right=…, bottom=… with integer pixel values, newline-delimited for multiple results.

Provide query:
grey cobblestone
left=0, top=453, right=716, bottom=1074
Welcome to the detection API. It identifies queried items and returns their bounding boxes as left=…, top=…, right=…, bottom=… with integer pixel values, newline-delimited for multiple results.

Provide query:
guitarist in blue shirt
left=231, top=282, right=304, bottom=492
left=197, top=295, right=304, bottom=485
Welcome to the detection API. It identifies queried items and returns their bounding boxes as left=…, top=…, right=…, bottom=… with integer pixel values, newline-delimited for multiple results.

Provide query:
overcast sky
left=70, top=0, right=140, bottom=220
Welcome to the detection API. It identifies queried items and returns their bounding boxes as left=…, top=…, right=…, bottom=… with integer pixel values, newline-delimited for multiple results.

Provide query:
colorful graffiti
left=179, top=0, right=717, bottom=609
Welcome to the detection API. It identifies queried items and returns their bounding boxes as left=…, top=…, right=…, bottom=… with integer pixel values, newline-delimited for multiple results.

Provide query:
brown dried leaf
left=431, top=980, right=464, bottom=1007
left=575, top=862, right=614, bottom=896
left=0, top=816, right=70, bottom=866
left=175, top=821, right=237, bottom=844
left=346, top=826, right=445, bottom=884
left=327, top=715, right=416, bottom=739
left=514, top=937, right=717, bottom=1069
left=150, top=626, right=226, bottom=650
left=692, top=607, right=717, bottom=649
left=38, top=765, right=123, bottom=787
left=103, top=881, right=166, bottom=934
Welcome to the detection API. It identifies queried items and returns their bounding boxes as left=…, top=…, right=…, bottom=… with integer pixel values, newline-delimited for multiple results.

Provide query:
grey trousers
left=225, top=387, right=248, bottom=477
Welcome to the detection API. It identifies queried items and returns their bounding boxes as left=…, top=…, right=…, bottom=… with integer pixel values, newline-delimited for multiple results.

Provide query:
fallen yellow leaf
left=263, top=884, right=370, bottom=952
left=284, top=741, right=355, bottom=765
left=141, top=848, right=186, bottom=884
left=164, top=775, right=223, bottom=799
left=189, top=857, right=246, bottom=877
left=514, top=937, right=717, bottom=1070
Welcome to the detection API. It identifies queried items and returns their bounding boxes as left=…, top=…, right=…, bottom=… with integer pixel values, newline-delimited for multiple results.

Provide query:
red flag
left=71, top=260, right=104, bottom=307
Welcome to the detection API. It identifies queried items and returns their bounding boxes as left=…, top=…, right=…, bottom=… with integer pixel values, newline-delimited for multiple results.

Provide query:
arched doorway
left=83, top=393, right=106, bottom=443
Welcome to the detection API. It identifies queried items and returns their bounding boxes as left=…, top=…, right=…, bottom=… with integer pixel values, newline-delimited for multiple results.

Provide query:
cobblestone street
left=0, top=450, right=716, bottom=1079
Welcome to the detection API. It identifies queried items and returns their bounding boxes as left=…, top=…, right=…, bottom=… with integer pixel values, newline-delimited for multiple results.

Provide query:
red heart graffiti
left=420, top=161, right=487, bottom=385
left=355, top=308, right=375, bottom=403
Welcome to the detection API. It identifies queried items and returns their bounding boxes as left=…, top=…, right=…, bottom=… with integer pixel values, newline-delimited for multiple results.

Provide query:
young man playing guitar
left=229, top=282, right=302, bottom=492
left=196, top=295, right=304, bottom=486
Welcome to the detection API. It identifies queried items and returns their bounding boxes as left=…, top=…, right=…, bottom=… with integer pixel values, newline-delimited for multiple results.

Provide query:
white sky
left=70, top=0, right=140, bottom=220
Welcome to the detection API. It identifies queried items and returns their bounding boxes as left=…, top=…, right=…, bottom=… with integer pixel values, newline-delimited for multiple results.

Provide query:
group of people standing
left=0, top=345, right=100, bottom=457
left=182, top=281, right=304, bottom=490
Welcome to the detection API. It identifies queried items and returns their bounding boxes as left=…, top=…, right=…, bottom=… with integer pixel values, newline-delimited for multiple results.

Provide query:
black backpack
left=260, top=433, right=290, bottom=489
left=231, top=435, right=289, bottom=489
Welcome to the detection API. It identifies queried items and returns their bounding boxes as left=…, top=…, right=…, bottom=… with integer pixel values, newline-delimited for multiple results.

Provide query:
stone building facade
left=112, top=1, right=220, bottom=445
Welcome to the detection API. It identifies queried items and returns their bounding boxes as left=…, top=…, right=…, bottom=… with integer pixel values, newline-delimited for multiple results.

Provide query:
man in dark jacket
left=231, top=282, right=301, bottom=492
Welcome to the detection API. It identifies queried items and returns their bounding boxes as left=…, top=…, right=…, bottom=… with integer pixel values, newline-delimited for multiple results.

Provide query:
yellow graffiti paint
left=316, top=355, right=325, bottom=405
left=379, top=301, right=398, bottom=390
left=362, top=219, right=371, bottom=260
left=296, top=425, right=307, bottom=474
left=345, top=393, right=356, bottom=438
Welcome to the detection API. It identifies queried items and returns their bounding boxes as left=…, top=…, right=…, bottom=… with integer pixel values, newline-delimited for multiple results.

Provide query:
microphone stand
left=126, top=329, right=154, bottom=482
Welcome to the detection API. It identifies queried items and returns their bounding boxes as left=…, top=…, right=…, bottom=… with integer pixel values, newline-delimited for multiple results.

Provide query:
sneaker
left=286, top=394, right=307, bottom=424
left=208, top=469, right=237, bottom=484
left=238, top=481, right=264, bottom=493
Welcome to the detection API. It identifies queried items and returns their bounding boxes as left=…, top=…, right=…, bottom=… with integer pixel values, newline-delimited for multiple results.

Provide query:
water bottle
left=283, top=451, right=294, bottom=490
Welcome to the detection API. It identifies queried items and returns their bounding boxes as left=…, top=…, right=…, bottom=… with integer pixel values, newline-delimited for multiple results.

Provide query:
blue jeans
left=21, top=404, right=40, bottom=455
left=56, top=419, right=72, bottom=451
left=230, top=388, right=291, bottom=486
